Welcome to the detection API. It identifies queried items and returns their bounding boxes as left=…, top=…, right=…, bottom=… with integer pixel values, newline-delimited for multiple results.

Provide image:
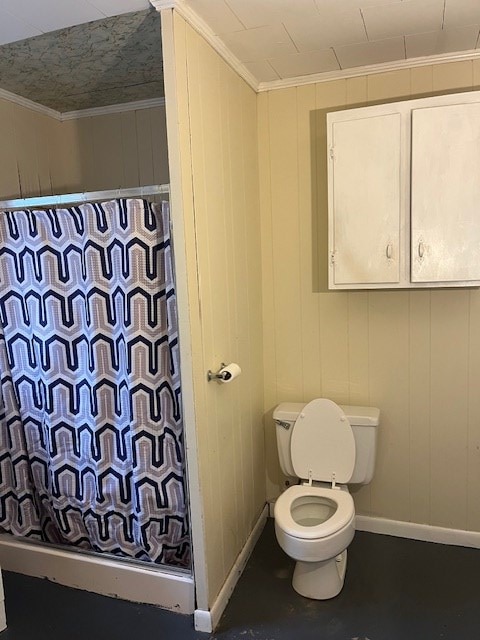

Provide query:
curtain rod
left=0, top=184, right=170, bottom=212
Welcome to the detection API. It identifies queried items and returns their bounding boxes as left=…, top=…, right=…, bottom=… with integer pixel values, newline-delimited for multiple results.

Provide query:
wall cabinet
left=327, top=91, right=480, bottom=289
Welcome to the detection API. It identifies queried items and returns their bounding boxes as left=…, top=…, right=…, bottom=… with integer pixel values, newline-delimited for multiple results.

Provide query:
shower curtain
left=0, top=198, right=190, bottom=567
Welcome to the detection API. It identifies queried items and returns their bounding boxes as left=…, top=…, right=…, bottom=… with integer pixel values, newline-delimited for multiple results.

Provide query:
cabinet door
left=411, top=103, right=480, bottom=283
left=330, top=113, right=401, bottom=286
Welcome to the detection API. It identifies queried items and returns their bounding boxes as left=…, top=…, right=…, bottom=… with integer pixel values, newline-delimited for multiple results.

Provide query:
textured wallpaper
left=0, top=8, right=163, bottom=112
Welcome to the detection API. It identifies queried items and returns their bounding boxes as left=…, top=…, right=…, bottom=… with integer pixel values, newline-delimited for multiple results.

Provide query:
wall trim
left=0, top=87, right=166, bottom=121
left=150, top=0, right=176, bottom=7
left=269, top=501, right=480, bottom=549
left=194, top=505, right=268, bottom=633
left=258, top=48, right=480, bottom=92
left=0, top=87, right=60, bottom=120
left=150, top=0, right=259, bottom=92
left=0, top=534, right=195, bottom=613
left=356, top=515, right=480, bottom=549
left=160, top=6, right=211, bottom=615
left=61, top=98, right=166, bottom=120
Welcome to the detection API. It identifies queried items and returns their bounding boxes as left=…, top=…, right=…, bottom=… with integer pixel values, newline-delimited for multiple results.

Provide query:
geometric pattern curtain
left=0, top=199, right=190, bottom=567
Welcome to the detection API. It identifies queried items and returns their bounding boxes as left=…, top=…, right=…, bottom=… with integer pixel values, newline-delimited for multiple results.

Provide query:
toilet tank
left=339, top=404, right=379, bottom=484
left=273, top=401, right=380, bottom=485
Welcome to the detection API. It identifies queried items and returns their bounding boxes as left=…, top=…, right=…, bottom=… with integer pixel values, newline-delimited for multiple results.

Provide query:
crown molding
left=61, top=97, right=166, bottom=120
left=0, top=87, right=61, bottom=120
left=258, top=48, right=480, bottom=92
left=0, top=88, right=166, bottom=122
left=150, top=0, right=259, bottom=92
left=150, top=0, right=176, bottom=7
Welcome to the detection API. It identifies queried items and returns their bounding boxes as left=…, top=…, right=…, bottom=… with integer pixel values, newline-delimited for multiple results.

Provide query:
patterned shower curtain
left=0, top=198, right=190, bottom=567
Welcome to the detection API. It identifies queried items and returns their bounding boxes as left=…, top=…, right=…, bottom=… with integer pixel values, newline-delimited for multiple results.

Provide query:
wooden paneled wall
left=259, top=60, right=480, bottom=532
left=58, top=107, right=169, bottom=192
left=168, top=13, right=265, bottom=607
left=0, top=99, right=59, bottom=199
left=0, top=97, right=169, bottom=200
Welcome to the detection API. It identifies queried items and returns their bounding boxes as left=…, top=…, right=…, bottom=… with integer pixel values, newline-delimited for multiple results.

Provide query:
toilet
left=273, top=398, right=380, bottom=600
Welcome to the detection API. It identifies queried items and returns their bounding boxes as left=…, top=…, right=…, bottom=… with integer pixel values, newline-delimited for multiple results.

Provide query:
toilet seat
left=275, top=485, right=354, bottom=540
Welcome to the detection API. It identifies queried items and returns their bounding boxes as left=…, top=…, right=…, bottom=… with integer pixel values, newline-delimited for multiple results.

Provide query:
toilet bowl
left=273, top=399, right=379, bottom=600
left=274, top=484, right=355, bottom=599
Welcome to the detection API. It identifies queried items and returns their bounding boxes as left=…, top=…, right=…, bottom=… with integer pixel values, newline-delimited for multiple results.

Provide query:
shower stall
left=0, top=185, right=195, bottom=613
left=0, top=4, right=268, bottom=631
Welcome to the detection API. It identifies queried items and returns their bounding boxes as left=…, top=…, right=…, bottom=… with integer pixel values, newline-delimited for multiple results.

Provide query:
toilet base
left=292, top=551, right=347, bottom=600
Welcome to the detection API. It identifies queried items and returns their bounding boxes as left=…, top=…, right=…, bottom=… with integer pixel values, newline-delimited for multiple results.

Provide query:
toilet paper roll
left=218, top=363, right=242, bottom=384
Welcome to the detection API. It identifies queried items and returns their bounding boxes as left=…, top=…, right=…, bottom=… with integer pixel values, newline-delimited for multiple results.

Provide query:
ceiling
left=1, top=0, right=479, bottom=112
left=0, top=0, right=151, bottom=45
left=0, top=8, right=163, bottom=112
left=185, top=0, right=480, bottom=83
left=0, top=0, right=164, bottom=114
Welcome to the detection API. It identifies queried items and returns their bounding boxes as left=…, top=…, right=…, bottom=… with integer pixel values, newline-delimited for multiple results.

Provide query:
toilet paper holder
left=207, top=363, right=241, bottom=383
left=208, top=364, right=228, bottom=382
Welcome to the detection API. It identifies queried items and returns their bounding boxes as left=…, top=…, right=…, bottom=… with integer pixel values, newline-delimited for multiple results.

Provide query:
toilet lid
left=291, top=398, right=355, bottom=483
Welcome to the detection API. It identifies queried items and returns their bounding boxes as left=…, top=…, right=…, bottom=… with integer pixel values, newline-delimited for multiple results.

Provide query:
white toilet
left=273, top=398, right=379, bottom=600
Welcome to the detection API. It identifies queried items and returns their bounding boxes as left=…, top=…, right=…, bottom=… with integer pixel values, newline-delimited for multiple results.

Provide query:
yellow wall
left=57, top=107, right=169, bottom=192
left=166, top=13, right=265, bottom=606
left=0, top=96, right=168, bottom=200
left=259, top=59, right=480, bottom=532
left=0, top=98, right=60, bottom=199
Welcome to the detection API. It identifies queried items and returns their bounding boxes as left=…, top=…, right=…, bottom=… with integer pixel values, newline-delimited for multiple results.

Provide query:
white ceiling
left=185, top=0, right=480, bottom=83
left=0, top=0, right=151, bottom=46
left=1, top=0, right=480, bottom=86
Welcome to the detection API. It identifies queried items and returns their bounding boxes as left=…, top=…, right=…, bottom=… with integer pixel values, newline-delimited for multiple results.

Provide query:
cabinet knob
left=418, top=242, right=425, bottom=259
left=386, top=244, right=393, bottom=259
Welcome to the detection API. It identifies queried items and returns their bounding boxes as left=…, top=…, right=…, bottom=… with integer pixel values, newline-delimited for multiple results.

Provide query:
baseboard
left=268, top=496, right=480, bottom=549
left=194, top=504, right=268, bottom=633
left=193, top=608, right=212, bottom=633
left=356, top=515, right=480, bottom=549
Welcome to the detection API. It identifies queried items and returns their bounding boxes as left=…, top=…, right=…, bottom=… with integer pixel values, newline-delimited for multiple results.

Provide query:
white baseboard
left=193, top=608, right=212, bottom=633
left=194, top=505, right=268, bottom=633
left=356, top=515, right=480, bottom=549
left=268, top=497, right=480, bottom=549
left=0, top=535, right=194, bottom=613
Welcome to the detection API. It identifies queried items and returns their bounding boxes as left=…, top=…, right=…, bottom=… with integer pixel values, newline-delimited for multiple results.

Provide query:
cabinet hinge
left=330, top=251, right=336, bottom=265
left=329, top=147, right=334, bottom=159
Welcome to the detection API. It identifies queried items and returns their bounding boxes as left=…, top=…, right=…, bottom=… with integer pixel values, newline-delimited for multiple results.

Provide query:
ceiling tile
left=225, top=0, right=319, bottom=30
left=283, top=9, right=367, bottom=51
left=315, top=0, right=402, bottom=8
left=269, top=49, right=340, bottom=78
left=243, top=60, right=280, bottom=82
left=406, top=25, right=480, bottom=57
left=188, top=0, right=245, bottom=34
left=335, top=36, right=405, bottom=68
left=219, top=24, right=297, bottom=62
left=444, top=0, right=480, bottom=29
left=86, top=0, right=151, bottom=16
left=362, top=0, right=444, bottom=41
left=0, top=9, right=42, bottom=45
left=2, top=0, right=105, bottom=34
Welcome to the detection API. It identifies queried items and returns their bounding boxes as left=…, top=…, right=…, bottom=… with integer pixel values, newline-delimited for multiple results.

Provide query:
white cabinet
left=330, top=113, right=401, bottom=286
left=411, top=103, right=480, bottom=283
left=327, top=91, right=480, bottom=289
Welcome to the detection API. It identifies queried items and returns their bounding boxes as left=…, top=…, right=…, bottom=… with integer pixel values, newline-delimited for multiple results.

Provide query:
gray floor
left=2, top=519, right=480, bottom=639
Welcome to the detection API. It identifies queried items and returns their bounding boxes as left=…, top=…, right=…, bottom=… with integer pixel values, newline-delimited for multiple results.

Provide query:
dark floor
left=3, top=519, right=480, bottom=639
